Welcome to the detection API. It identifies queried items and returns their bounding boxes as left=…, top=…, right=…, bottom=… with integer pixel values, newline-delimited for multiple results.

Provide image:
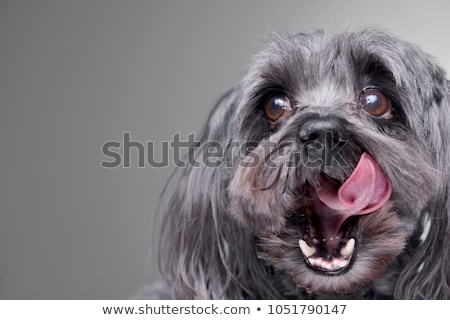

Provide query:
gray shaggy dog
left=152, top=29, right=450, bottom=299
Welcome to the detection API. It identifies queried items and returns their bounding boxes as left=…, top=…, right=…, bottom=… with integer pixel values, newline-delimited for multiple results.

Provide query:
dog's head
left=159, top=30, right=450, bottom=299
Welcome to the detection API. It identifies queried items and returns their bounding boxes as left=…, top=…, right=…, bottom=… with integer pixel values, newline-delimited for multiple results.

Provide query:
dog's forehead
left=237, top=30, right=444, bottom=118
left=299, top=81, right=355, bottom=108
left=261, top=33, right=369, bottom=85
left=247, top=33, right=369, bottom=106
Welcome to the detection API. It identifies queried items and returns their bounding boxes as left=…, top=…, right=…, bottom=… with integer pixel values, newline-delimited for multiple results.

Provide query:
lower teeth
left=340, top=238, right=355, bottom=256
left=299, top=239, right=316, bottom=257
left=299, top=238, right=356, bottom=259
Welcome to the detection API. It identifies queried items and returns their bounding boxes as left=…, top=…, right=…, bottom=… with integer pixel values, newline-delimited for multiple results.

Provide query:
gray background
left=1, top=0, right=449, bottom=299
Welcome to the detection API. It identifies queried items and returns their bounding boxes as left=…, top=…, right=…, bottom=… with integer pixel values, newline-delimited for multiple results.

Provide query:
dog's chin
left=230, top=149, right=411, bottom=294
left=257, top=200, right=409, bottom=294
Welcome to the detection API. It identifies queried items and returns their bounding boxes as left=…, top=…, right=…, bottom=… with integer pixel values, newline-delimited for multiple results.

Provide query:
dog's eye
left=360, top=88, right=392, bottom=118
left=264, top=95, right=292, bottom=122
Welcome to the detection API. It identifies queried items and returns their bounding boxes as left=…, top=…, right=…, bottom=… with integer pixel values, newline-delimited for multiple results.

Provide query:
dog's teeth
left=299, top=239, right=316, bottom=257
left=340, top=238, right=355, bottom=257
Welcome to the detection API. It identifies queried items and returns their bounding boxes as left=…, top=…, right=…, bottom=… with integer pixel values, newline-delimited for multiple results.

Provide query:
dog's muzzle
left=297, top=116, right=392, bottom=274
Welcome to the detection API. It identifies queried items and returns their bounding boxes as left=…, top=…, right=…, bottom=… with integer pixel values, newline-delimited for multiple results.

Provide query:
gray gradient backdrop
left=1, top=0, right=449, bottom=299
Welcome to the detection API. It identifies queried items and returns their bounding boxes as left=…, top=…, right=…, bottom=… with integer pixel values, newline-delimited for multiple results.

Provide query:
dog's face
left=159, top=30, right=449, bottom=299
left=227, top=31, right=446, bottom=293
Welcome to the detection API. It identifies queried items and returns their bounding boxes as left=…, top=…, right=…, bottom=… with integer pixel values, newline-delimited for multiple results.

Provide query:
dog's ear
left=156, top=89, right=280, bottom=299
left=395, top=75, right=450, bottom=299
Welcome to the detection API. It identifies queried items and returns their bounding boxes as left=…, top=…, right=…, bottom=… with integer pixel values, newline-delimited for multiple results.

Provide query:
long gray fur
left=150, top=29, right=450, bottom=299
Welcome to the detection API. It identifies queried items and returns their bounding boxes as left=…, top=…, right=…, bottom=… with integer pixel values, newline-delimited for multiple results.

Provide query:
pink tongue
left=313, top=153, right=392, bottom=237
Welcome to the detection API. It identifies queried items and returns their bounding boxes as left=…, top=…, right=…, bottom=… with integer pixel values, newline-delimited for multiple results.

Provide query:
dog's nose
left=298, top=116, right=346, bottom=144
left=298, top=116, right=349, bottom=167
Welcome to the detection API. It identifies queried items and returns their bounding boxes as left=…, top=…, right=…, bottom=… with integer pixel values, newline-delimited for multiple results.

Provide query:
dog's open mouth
left=298, top=152, right=392, bottom=275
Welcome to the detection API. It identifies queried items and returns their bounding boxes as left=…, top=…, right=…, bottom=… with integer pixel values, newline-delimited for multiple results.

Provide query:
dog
left=153, top=29, right=450, bottom=299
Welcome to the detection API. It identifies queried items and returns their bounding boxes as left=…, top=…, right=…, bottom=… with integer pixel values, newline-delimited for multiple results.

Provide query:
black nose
left=299, top=116, right=346, bottom=144
left=298, top=116, right=349, bottom=167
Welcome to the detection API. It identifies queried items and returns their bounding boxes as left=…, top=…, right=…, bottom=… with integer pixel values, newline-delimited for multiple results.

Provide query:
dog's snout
left=297, top=116, right=352, bottom=169
left=298, top=116, right=345, bottom=144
